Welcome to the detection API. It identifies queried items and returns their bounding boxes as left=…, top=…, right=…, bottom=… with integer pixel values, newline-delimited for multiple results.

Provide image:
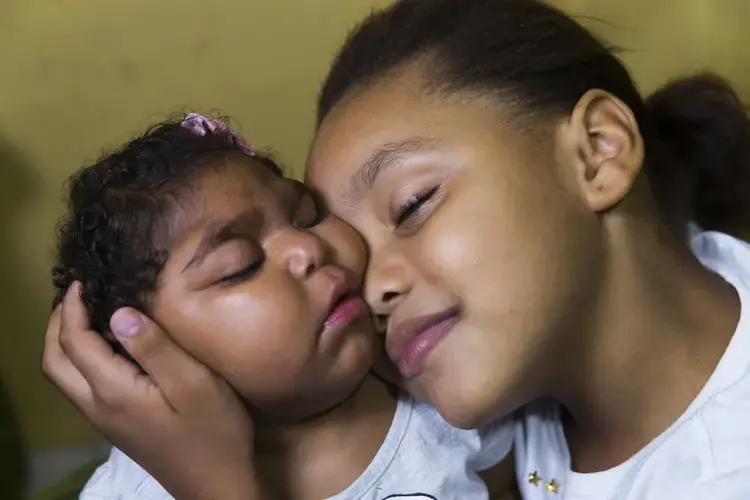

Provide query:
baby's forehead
left=163, top=158, right=296, bottom=243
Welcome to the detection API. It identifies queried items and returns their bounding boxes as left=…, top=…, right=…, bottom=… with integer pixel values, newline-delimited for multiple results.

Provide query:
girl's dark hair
left=52, top=118, right=281, bottom=343
left=645, top=74, right=750, bottom=233
left=318, top=0, right=750, bottom=233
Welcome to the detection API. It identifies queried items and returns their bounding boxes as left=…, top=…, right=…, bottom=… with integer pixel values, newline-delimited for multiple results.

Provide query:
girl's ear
left=559, top=89, right=645, bottom=213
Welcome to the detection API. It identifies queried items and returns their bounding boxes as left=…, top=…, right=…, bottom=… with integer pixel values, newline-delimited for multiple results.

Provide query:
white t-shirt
left=515, top=230, right=750, bottom=500
left=81, top=394, right=513, bottom=499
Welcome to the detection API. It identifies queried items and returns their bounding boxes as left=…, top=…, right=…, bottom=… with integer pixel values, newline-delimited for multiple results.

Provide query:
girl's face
left=306, top=67, right=607, bottom=428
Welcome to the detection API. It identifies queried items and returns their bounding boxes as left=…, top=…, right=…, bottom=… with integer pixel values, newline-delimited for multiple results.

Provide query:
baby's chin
left=241, top=368, right=375, bottom=425
left=236, top=325, right=380, bottom=424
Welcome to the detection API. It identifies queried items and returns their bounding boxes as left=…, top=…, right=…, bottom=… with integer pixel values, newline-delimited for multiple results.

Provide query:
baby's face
left=153, top=158, right=376, bottom=422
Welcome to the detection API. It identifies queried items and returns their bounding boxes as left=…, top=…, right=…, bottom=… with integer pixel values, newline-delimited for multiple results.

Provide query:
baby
left=52, top=114, right=515, bottom=499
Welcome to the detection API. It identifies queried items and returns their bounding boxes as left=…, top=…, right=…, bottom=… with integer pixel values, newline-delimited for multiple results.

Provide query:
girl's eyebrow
left=347, top=137, right=441, bottom=204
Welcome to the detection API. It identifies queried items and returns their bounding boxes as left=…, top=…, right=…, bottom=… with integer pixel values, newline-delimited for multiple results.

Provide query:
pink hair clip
left=180, top=113, right=254, bottom=156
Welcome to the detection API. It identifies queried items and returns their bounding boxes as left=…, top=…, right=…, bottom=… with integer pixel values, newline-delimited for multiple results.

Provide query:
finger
left=59, top=283, right=145, bottom=403
left=41, top=303, right=94, bottom=411
left=111, top=308, right=213, bottom=411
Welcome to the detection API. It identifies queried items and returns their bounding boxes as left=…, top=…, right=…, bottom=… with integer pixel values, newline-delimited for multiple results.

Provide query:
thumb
left=111, top=308, right=210, bottom=410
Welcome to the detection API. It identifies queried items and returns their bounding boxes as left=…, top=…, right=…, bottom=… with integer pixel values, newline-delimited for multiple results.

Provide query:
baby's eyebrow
left=181, top=211, right=258, bottom=272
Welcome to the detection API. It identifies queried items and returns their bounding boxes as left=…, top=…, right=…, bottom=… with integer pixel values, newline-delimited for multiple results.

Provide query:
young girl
left=50, top=113, right=514, bottom=499
left=42, top=0, right=750, bottom=499
left=307, top=0, right=750, bottom=498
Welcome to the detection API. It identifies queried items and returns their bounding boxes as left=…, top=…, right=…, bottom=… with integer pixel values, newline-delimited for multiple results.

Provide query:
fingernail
left=69, top=281, right=82, bottom=297
left=111, top=310, right=143, bottom=339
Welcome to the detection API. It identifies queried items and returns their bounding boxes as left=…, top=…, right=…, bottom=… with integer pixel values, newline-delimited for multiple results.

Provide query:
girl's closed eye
left=394, top=185, right=441, bottom=229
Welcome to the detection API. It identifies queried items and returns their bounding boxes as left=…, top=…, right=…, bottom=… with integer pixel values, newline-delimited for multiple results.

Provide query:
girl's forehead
left=308, top=89, right=512, bottom=191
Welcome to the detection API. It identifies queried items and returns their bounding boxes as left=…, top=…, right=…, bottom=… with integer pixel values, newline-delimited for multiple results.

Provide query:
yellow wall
left=0, top=0, right=748, bottom=452
left=556, top=0, right=750, bottom=95
left=0, top=0, right=392, bottom=452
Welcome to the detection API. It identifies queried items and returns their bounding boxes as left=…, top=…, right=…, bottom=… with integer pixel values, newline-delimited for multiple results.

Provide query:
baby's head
left=53, top=114, right=376, bottom=422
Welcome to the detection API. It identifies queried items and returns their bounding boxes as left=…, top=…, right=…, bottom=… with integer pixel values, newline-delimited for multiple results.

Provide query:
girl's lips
left=386, top=307, right=460, bottom=379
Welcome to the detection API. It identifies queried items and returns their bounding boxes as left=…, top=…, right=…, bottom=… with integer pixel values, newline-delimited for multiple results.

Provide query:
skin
left=41, top=61, right=741, bottom=495
left=40, top=60, right=744, bottom=498
left=155, top=159, right=373, bottom=420
left=42, top=153, right=517, bottom=499
left=148, top=158, right=397, bottom=498
left=306, top=62, right=741, bottom=471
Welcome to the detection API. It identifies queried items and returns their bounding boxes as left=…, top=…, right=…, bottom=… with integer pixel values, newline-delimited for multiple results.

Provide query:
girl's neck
left=254, top=374, right=398, bottom=499
left=557, top=220, right=740, bottom=473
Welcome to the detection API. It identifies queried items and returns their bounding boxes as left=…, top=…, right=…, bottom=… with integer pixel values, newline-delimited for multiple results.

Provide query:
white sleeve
left=473, top=415, right=516, bottom=470
left=681, top=469, right=750, bottom=500
left=80, top=448, right=173, bottom=500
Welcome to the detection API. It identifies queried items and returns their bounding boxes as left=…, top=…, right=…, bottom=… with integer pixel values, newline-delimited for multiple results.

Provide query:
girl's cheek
left=415, top=212, right=479, bottom=281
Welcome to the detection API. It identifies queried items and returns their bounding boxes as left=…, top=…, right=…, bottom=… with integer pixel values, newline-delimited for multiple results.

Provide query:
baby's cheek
left=153, top=296, right=234, bottom=369
left=158, top=313, right=216, bottom=362
left=213, top=292, right=312, bottom=363
left=316, top=217, right=367, bottom=275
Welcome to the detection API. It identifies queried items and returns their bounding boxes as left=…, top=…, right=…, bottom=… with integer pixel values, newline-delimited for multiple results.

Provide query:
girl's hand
left=42, top=283, right=264, bottom=500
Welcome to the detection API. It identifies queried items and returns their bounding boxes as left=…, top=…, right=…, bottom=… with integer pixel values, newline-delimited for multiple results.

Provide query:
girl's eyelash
left=219, top=258, right=264, bottom=284
left=395, top=186, right=440, bottom=226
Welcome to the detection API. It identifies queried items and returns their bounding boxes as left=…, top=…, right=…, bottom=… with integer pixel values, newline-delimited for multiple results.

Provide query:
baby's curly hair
left=52, top=117, right=281, bottom=346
